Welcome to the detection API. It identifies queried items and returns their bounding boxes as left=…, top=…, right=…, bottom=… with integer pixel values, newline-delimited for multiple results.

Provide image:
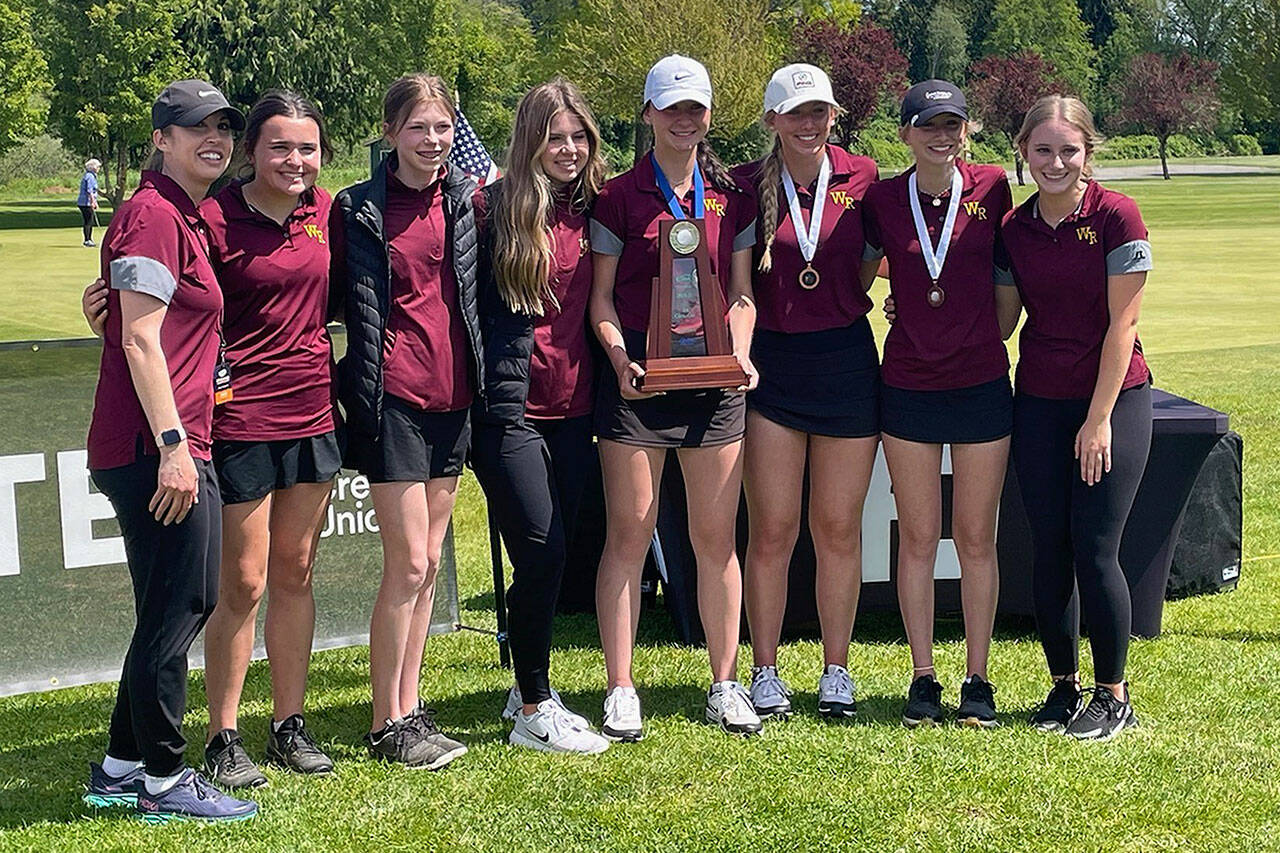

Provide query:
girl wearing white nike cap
left=731, top=64, right=880, bottom=721
left=589, top=54, right=762, bottom=739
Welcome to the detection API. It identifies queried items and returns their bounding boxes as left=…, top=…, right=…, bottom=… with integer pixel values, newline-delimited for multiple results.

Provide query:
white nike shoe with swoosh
left=501, top=684, right=591, bottom=730
left=602, top=685, right=644, bottom=742
left=509, top=700, right=609, bottom=754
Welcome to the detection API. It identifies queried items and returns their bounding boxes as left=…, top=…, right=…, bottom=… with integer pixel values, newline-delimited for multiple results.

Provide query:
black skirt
left=594, top=327, right=746, bottom=448
left=880, top=375, right=1013, bottom=444
left=748, top=319, right=880, bottom=438
left=345, top=395, right=470, bottom=483
left=213, top=430, right=343, bottom=505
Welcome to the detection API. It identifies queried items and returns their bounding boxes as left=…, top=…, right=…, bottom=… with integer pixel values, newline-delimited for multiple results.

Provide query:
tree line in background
left=1, top=0, right=1277, bottom=203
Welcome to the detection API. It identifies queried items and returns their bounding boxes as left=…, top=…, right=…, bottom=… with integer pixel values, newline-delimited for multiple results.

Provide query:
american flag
left=450, top=108, right=499, bottom=186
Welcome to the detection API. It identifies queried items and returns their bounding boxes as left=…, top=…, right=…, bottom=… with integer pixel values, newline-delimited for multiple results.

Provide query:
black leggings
left=92, top=455, right=221, bottom=776
left=1012, top=383, right=1151, bottom=684
left=471, top=415, right=593, bottom=703
left=79, top=205, right=94, bottom=242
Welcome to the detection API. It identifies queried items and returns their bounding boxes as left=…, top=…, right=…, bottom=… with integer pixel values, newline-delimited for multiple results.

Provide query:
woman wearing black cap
left=82, top=80, right=258, bottom=822
left=860, top=79, right=1019, bottom=729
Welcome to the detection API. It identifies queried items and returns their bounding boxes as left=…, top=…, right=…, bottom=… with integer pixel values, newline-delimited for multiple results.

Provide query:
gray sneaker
left=749, top=666, right=793, bottom=717
left=265, top=714, right=334, bottom=775
left=363, top=718, right=438, bottom=769
left=817, top=664, right=857, bottom=719
left=204, top=729, right=268, bottom=789
left=406, top=703, right=468, bottom=770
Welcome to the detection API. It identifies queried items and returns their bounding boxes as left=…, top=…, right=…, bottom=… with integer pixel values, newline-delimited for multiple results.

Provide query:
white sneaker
left=817, top=664, right=857, bottom=719
left=706, top=681, right=764, bottom=735
left=601, top=686, right=644, bottom=742
left=749, top=665, right=793, bottom=717
left=501, top=684, right=591, bottom=729
left=509, top=700, right=610, bottom=754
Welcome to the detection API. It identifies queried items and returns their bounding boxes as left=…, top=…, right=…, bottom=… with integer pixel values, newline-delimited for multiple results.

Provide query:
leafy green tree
left=47, top=0, right=193, bottom=206
left=983, top=0, right=1097, bottom=96
left=0, top=0, right=48, bottom=154
left=924, top=3, right=969, bottom=80
left=454, top=0, right=536, bottom=152
left=1156, top=0, right=1240, bottom=61
left=548, top=0, right=784, bottom=159
left=1222, top=0, right=1280, bottom=150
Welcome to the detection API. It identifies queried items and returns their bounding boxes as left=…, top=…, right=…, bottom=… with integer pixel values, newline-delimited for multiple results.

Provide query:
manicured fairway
left=0, top=172, right=1277, bottom=851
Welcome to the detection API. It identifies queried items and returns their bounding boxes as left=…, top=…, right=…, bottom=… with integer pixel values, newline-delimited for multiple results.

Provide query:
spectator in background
left=78, top=158, right=101, bottom=246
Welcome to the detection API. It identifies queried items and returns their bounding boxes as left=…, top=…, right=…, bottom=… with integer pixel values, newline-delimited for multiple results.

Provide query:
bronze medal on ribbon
left=927, top=283, right=946, bottom=308
left=799, top=264, right=820, bottom=290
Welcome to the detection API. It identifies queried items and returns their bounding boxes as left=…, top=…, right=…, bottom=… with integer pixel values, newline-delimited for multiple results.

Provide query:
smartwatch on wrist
left=156, top=426, right=187, bottom=448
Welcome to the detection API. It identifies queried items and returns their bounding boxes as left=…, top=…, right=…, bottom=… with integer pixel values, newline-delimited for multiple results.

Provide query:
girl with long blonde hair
left=471, top=78, right=612, bottom=753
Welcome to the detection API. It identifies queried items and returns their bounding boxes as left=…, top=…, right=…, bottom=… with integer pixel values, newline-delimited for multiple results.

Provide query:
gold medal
left=799, top=264, right=820, bottom=290
left=668, top=220, right=700, bottom=255
left=927, top=283, right=945, bottom=308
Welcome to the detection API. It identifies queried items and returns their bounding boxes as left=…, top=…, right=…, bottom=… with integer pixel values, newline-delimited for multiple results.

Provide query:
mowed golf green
left=0, top=173, right=1278, bottom=851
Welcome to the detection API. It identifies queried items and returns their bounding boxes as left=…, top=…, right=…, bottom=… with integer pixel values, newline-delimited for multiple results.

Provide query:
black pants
left=92, top=456, right=221, bottom=776
left=471, top=415, right=593, bottom=703
left=1012, top=383, right=1152, bottom=684
left=79, top=205, right=94, bottom=242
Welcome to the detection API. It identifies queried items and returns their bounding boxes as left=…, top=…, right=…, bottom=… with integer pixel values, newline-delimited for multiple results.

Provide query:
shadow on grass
left=0, top=203, right=113, bottom=231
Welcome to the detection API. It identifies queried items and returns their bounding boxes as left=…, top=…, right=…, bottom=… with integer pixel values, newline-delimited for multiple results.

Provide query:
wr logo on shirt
left=1076, top=226, right=1098, bottom=245
left=703, top=198, right=725, bottom=217
left=579, top=236, right=590, bottom=257
left=963, top=201, right=986, bottom=220
left=828, top=190, right=857, bottom=209
left=303, top=223, right=326, bottom=244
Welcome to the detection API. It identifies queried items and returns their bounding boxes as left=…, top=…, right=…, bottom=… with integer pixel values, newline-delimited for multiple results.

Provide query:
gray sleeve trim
left=1105, top=239, right=1153, bottom=275
left=589, top=220, right=624, bottom=256
left=733, top=219, right=757, bottom=252
left=862, top=242, right=884, bottom=262
left=994, top=264, right=1015, bottom=286
left=109, top=256, right=177, bottom=304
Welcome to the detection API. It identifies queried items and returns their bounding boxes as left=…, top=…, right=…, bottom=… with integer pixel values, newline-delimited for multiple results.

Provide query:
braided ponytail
left=755, top=137, right=783, bottom=273
left=695, top=140, right=736, bottom=193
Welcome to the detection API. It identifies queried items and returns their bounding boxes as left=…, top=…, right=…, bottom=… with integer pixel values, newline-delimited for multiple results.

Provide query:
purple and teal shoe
left=83, top=761, right=142, bottom=808
left=135, top=768, right=258, bottom=824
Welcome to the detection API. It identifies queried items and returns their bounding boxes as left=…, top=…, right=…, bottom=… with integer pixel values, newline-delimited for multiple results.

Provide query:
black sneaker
left=902, top=675, right=944, bottom=727
left=363, top=718, right=437, bottom=769
left=204, top=729, right=268, bottom=789
left=266, top=714, right=334, bottom=775
left=405, top=702, right=468, bottom=770
left=1065, top=686, right=1138, bottom=741
left=1029, top=680, right=1084, bottom=733
left=956, top=674, right=998, bottom=728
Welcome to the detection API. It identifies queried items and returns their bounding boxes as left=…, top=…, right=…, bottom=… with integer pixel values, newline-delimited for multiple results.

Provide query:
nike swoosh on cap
left=673, top=72, right=691, bottom=80
left=198, top=90, right=219, bottom=98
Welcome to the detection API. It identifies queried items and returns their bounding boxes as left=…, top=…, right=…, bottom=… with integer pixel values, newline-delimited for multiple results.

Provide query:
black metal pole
left=488, top=512, right=511, bottom=668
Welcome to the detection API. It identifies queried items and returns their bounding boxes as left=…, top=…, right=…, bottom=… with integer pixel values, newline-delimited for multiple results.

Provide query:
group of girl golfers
left=78, top=52, right=1153, bottom=822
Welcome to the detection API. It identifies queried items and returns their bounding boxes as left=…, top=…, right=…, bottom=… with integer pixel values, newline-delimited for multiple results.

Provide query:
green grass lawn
left=0, top=174, right=1278, bottom=851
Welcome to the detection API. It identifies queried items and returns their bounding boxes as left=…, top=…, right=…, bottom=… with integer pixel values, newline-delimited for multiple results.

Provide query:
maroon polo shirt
left=1001, top=180, right=1153, bottom=400
left=200, top=182, right=336, bottom=441
left=382, top=169, right=472, bottom=412
left=526, top=198, right=595, bottom=419
left=862, top=160, right=1013, bottom=391
left=88, top=171, right=223, bottom=468
left=589, top=153, right=756, bottom=334
left=732, top=145, right=879, bottom=333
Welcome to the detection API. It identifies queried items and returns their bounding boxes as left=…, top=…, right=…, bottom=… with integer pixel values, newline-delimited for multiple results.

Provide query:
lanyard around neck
left=780, top=153, right=831, bottom=264
left=652, top=151, right=705, bottom=220
left=907, top=167, right=964, bottom=283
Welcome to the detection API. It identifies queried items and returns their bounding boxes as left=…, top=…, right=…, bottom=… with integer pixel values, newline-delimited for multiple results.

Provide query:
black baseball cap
left=900, top=79, right=968, bottom=127
left=152, top=80, right=246, bottom=132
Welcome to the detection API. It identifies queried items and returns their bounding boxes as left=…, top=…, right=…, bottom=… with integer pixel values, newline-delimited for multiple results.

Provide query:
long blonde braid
left=755, top=137, right=784, bottom=273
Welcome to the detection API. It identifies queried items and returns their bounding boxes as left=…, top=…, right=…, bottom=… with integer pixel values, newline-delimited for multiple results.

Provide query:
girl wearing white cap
left=589, top=54, right=762, bottom=739
left=731, top=64, right=880, bottom=721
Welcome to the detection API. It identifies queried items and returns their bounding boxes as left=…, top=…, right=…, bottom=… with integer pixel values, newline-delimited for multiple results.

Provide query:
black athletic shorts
left=213, top=430, right=342, bottom=505
left=346, top=394, right=470, bottom=483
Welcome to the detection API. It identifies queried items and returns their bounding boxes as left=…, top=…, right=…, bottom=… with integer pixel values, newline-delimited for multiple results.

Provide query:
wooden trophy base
left=637, top=355, right=747, bottom=392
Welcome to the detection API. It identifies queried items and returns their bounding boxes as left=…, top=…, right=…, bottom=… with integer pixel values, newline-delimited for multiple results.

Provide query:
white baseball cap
left=644, top=55, right=713, bottom=110
left=764, top=63, right=838, bottom=116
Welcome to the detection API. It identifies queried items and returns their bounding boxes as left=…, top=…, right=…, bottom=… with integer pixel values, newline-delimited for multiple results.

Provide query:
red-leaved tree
left=793, top=20, right=908, bottom=141
left=1115, top=52, right=1221, bottom=179
left=968, top=51, right=1073, bottom=185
